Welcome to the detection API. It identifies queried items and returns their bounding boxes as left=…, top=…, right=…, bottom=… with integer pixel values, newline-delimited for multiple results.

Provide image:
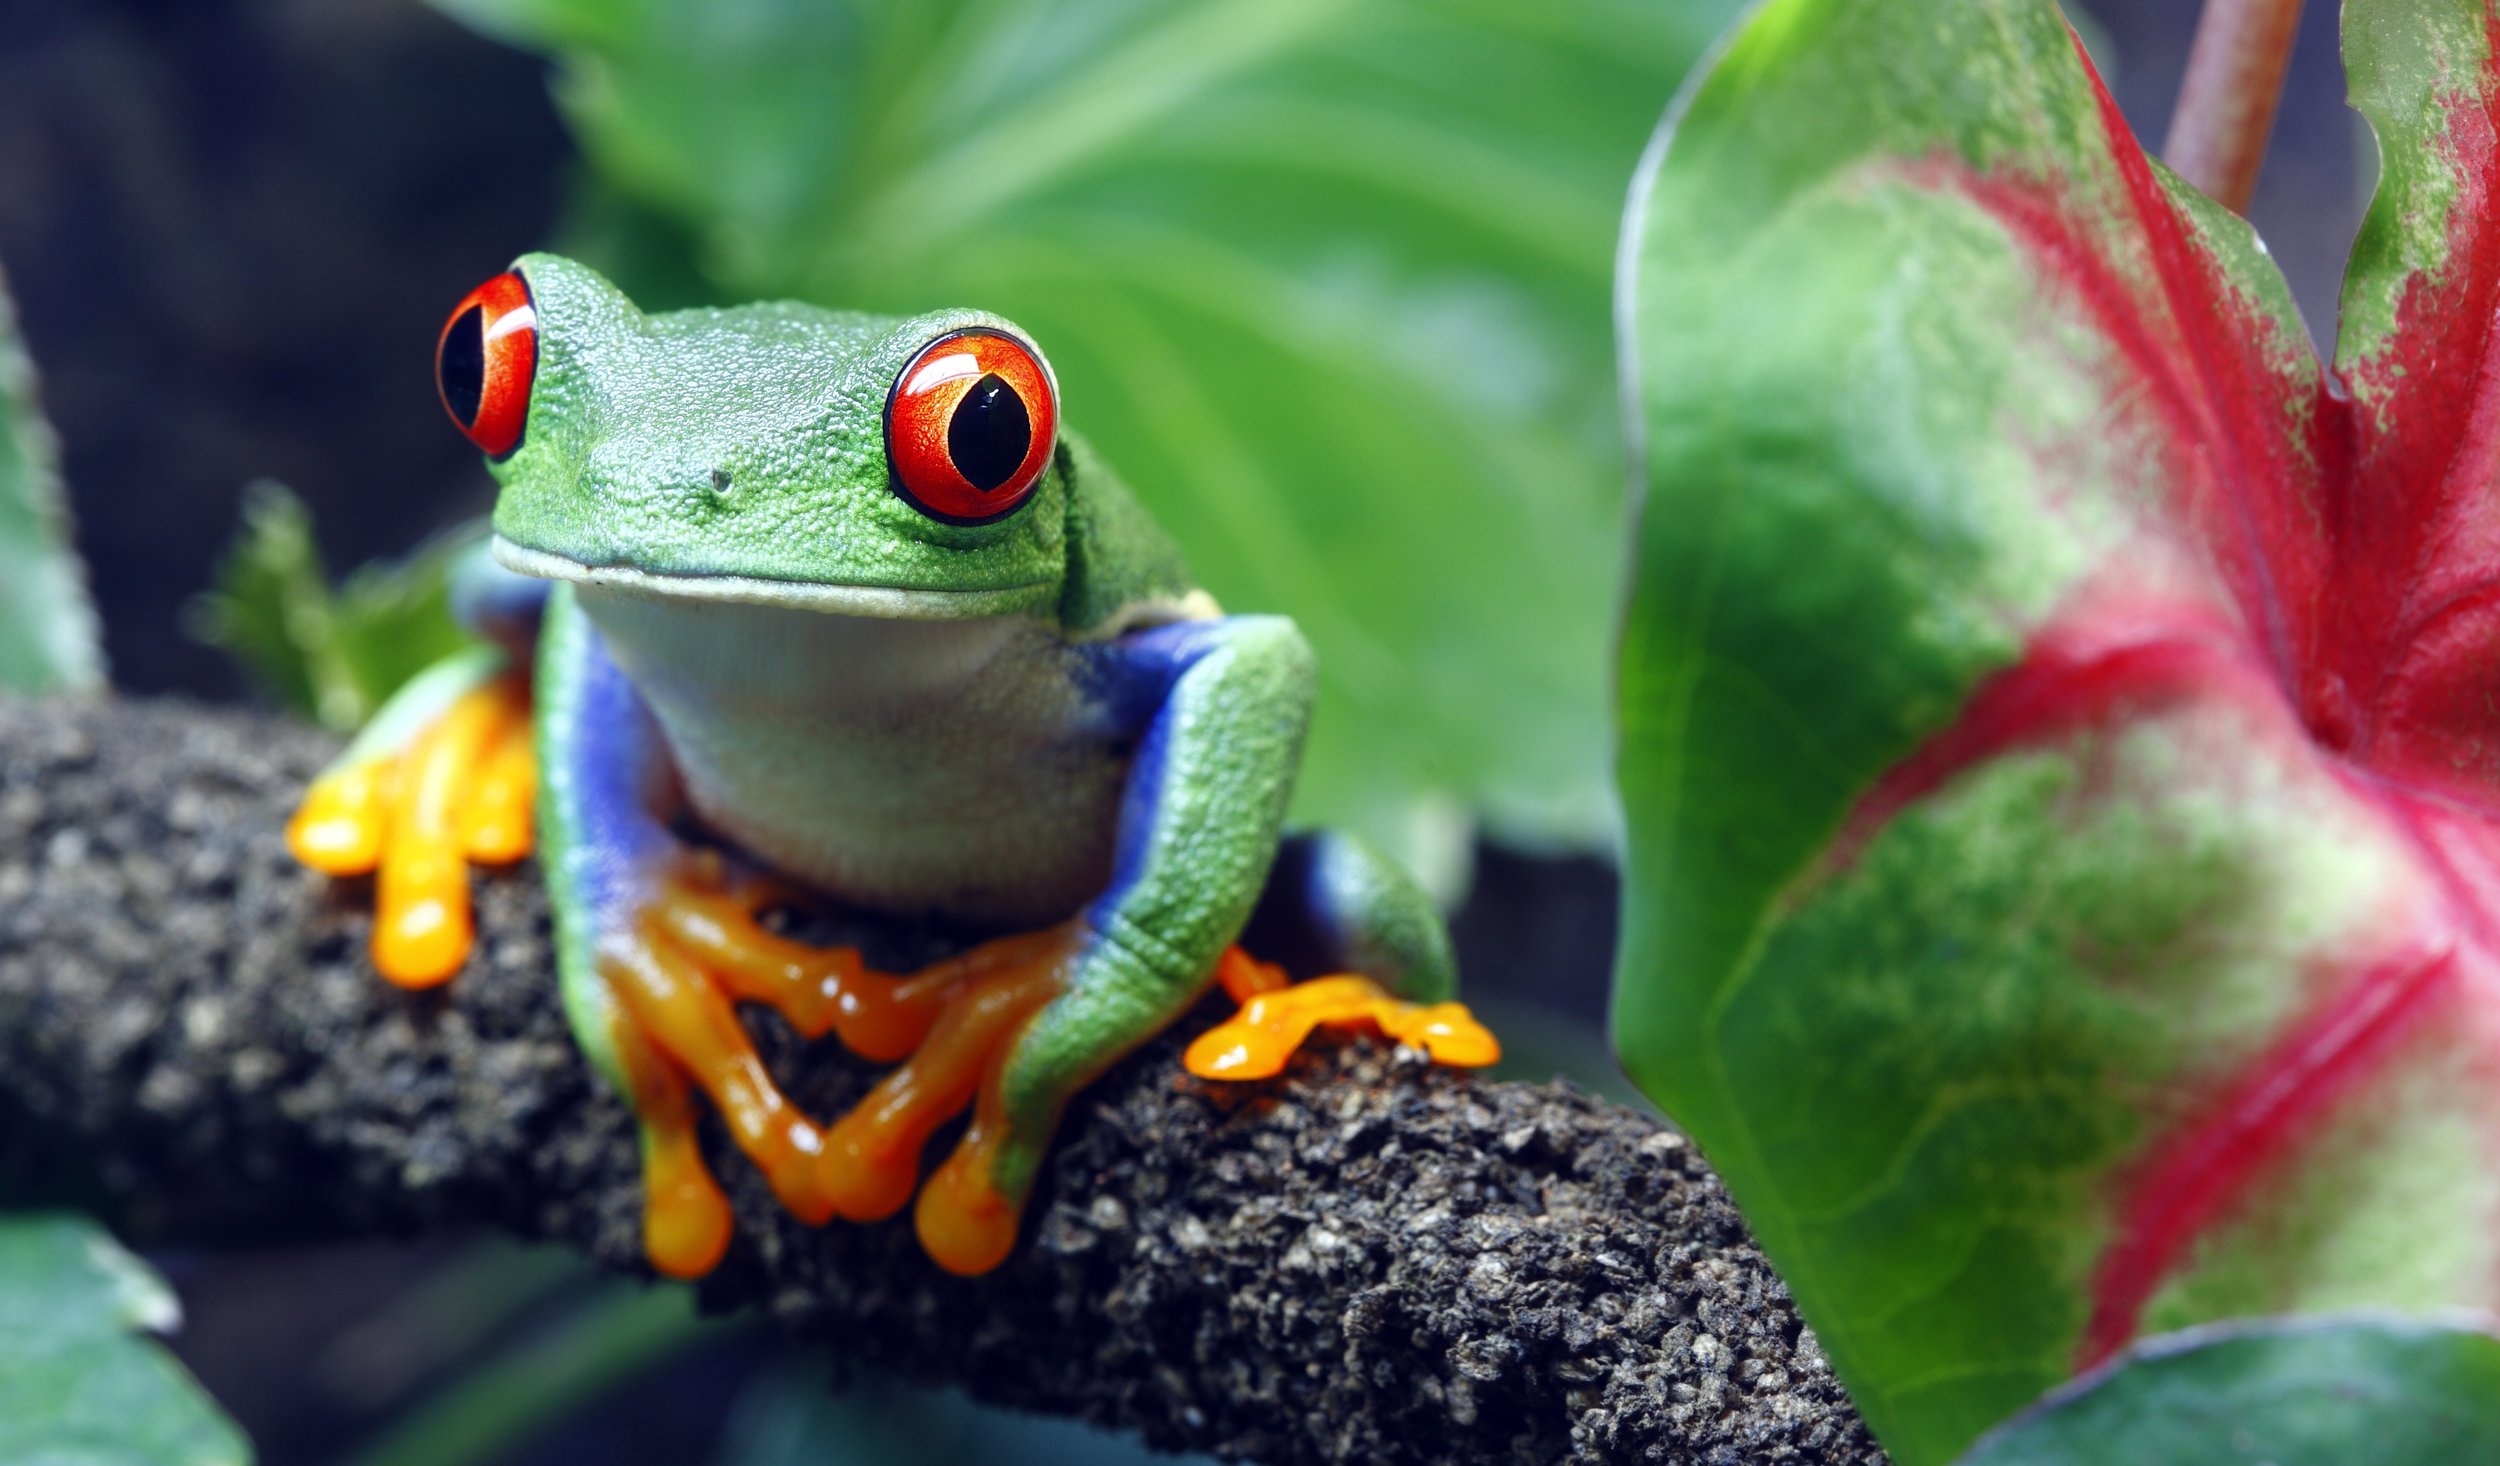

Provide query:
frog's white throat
left=571, top=580, right=1127, bottom=926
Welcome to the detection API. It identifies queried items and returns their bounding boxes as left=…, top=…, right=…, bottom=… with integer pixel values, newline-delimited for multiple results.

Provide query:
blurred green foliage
left=715, top=1356, right=1203, bottom=1466
left=188, top=482, right=478, bottom=732
left=0, top=261, right=104, bottom=693
left=425, top=0, right=1740, bottom=879
left=344, top=1269, right=723, bottom=1466
left=0, top=1213, right=250, bottom=1465
left=314, top=1239, right=1221, bottom=1466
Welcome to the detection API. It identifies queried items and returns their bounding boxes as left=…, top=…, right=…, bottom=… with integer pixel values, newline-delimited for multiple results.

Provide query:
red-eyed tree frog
left=286, top=254, right=1496, bottom=1279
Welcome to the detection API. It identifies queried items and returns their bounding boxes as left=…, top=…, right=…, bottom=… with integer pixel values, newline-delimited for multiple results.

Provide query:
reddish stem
left=2162, top=0, right=2306, bottom=215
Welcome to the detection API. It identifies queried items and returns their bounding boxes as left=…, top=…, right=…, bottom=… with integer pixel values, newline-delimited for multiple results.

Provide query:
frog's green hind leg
left=288, top=543, right=547, bottom=986
left=1242, top=829, right=1459, bottom=1000
left=1182, top=829, right=1495, bottom=1081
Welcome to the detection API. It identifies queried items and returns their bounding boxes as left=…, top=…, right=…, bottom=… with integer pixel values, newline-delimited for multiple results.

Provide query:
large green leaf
left=1619, top=0, right=2500, bottom=1460
left=0, top=1213, right=250, bottom=1465
left=1957, top=1317, right=2500, bottom=1466
left=425, top=0, right=1738, bottom=874
left=0, top=261, right=104, bottom=692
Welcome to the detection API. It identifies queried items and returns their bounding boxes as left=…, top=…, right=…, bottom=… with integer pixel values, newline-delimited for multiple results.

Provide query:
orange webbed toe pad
left=288, top=674, right=536, bottom=988
left=599, top=866, right=907, bottom=1231
left=596, top=867, right=1081, bottom=1277
left=820, top=929, right=1074, bottom=1249
left=1184, top=959, right=1501, bottom=1081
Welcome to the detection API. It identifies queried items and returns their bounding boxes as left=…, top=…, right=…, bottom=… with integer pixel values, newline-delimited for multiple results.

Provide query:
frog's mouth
left=491, top=536, right=1053, bottom=620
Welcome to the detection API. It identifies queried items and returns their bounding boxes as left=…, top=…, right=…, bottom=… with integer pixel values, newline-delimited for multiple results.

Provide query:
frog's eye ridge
left=884, top=327, right=1058, bottom=524
left=437, top=271, right=537, bottom=459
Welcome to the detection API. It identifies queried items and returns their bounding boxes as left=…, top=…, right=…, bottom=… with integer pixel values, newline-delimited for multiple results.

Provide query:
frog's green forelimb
left=910, top=614, right=1312, bottom=1271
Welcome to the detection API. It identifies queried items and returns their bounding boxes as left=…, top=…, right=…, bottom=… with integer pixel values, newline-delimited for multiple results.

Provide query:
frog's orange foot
left=595, top=858, right=933, bottom=1275
left=287, top=674, right=535, bottom=988
left=593, top=862, right=1072, bottom=1279
left=825, top=925, right=1079, bottom=1278
left=1183, top=949, right=1500, bottom=1081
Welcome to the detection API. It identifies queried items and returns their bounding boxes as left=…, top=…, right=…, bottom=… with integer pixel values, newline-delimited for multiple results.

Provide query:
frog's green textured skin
left=400, top=253, right=1457, bottom=1267
left=489, top=255, right=1194, bottom=625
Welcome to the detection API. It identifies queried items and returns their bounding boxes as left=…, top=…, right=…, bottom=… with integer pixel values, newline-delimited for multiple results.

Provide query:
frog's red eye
left=437, top=271, right=537, bottom=459
left=884, top=327, right=1058, bottom=524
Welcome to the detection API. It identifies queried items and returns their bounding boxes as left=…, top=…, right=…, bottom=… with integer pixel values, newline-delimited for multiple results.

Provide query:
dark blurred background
left=0, top=0, right=2369, bottom=1461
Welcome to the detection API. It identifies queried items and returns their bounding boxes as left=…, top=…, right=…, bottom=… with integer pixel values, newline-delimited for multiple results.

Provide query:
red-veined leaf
left=1618, top=1, right=2500, bottom=1460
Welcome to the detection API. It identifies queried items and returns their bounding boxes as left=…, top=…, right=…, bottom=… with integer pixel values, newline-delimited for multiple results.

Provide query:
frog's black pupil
left=947, top=373, right=1031, bottom=493
left=440, top=304, right=486, bottom=427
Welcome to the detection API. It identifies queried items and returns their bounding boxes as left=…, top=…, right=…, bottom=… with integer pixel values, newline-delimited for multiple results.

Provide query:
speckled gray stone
left=0, top=695, right=1885, bottom=1465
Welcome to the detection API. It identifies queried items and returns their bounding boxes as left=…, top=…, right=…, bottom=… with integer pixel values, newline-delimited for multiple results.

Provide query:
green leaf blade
left=1617, top=1, right=2500, bottom=1461
left=0, top=1214, right=250, bottom=1466
left=0, top=262, right=105, bottom=693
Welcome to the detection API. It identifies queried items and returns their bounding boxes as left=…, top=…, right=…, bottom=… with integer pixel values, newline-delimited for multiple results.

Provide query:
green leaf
left=424, top=0, right=1740, bottom=872
left=0, top=260, right=104, bottom=692
left=1619, top=0, right=2500, bottom=1461
left=189, top=482, right=478, bottom=731
left=0, top=1213, right=251, bottom=1466
left=1957, top=1316, right=2500, bottom=1466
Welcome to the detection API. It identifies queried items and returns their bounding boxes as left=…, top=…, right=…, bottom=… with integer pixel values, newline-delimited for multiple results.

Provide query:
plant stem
left=340, top=1282, right=724, bottom=1466
left=2163, top=0, right=2307, bottom=216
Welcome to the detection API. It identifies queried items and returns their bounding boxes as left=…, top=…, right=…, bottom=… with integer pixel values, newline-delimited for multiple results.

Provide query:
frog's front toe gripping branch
left=287, top=647, right=536, bottom=987
left=585, top=856, right=1076, bottom=1278
left=597, top=856, right=1496, bottom=1281
left=287, top=547, right=550, bottom=987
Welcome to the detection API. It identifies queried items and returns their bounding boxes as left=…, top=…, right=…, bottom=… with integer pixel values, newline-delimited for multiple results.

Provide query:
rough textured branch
left=2163, top=0, right=2306, bottom=215
left=0, top=695, right=1881, bottom=1465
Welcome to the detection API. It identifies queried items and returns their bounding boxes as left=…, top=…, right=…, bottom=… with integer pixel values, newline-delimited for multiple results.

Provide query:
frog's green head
left=440, top=252, right=1071, bottom=618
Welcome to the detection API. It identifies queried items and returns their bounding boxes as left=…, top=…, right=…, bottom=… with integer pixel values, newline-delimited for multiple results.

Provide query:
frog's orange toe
left=639, top=867, right=944, bottom=1060
left=610, top=1013, right=736, bottom=1280
left=592, top=875, right=1080, bottom=1278
left=291, top=672, right=535, bottom=987
left=1378, top=1000, right=1502, bottom=1068
left=819, top=927, right=1071, bottom=1228
left=373, top=868, right=473, bottom=989
left=645, top=1166, right=734, bottom=1281
left=458, top=717, right=537, bottom=863
left=603, top=925, right=842, bottom=1226
left=288, top=766, right=387, bottom=873
left=918, top=1130, right=1021, bottom=1278
left=1184, top=965, right=1500, bottom=1081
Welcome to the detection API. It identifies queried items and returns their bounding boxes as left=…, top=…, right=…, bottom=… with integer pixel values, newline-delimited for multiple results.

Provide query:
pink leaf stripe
left=2075, top=945, right=2458, bottom=1369
left=1842, top=20, right=2500, bottom=1370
